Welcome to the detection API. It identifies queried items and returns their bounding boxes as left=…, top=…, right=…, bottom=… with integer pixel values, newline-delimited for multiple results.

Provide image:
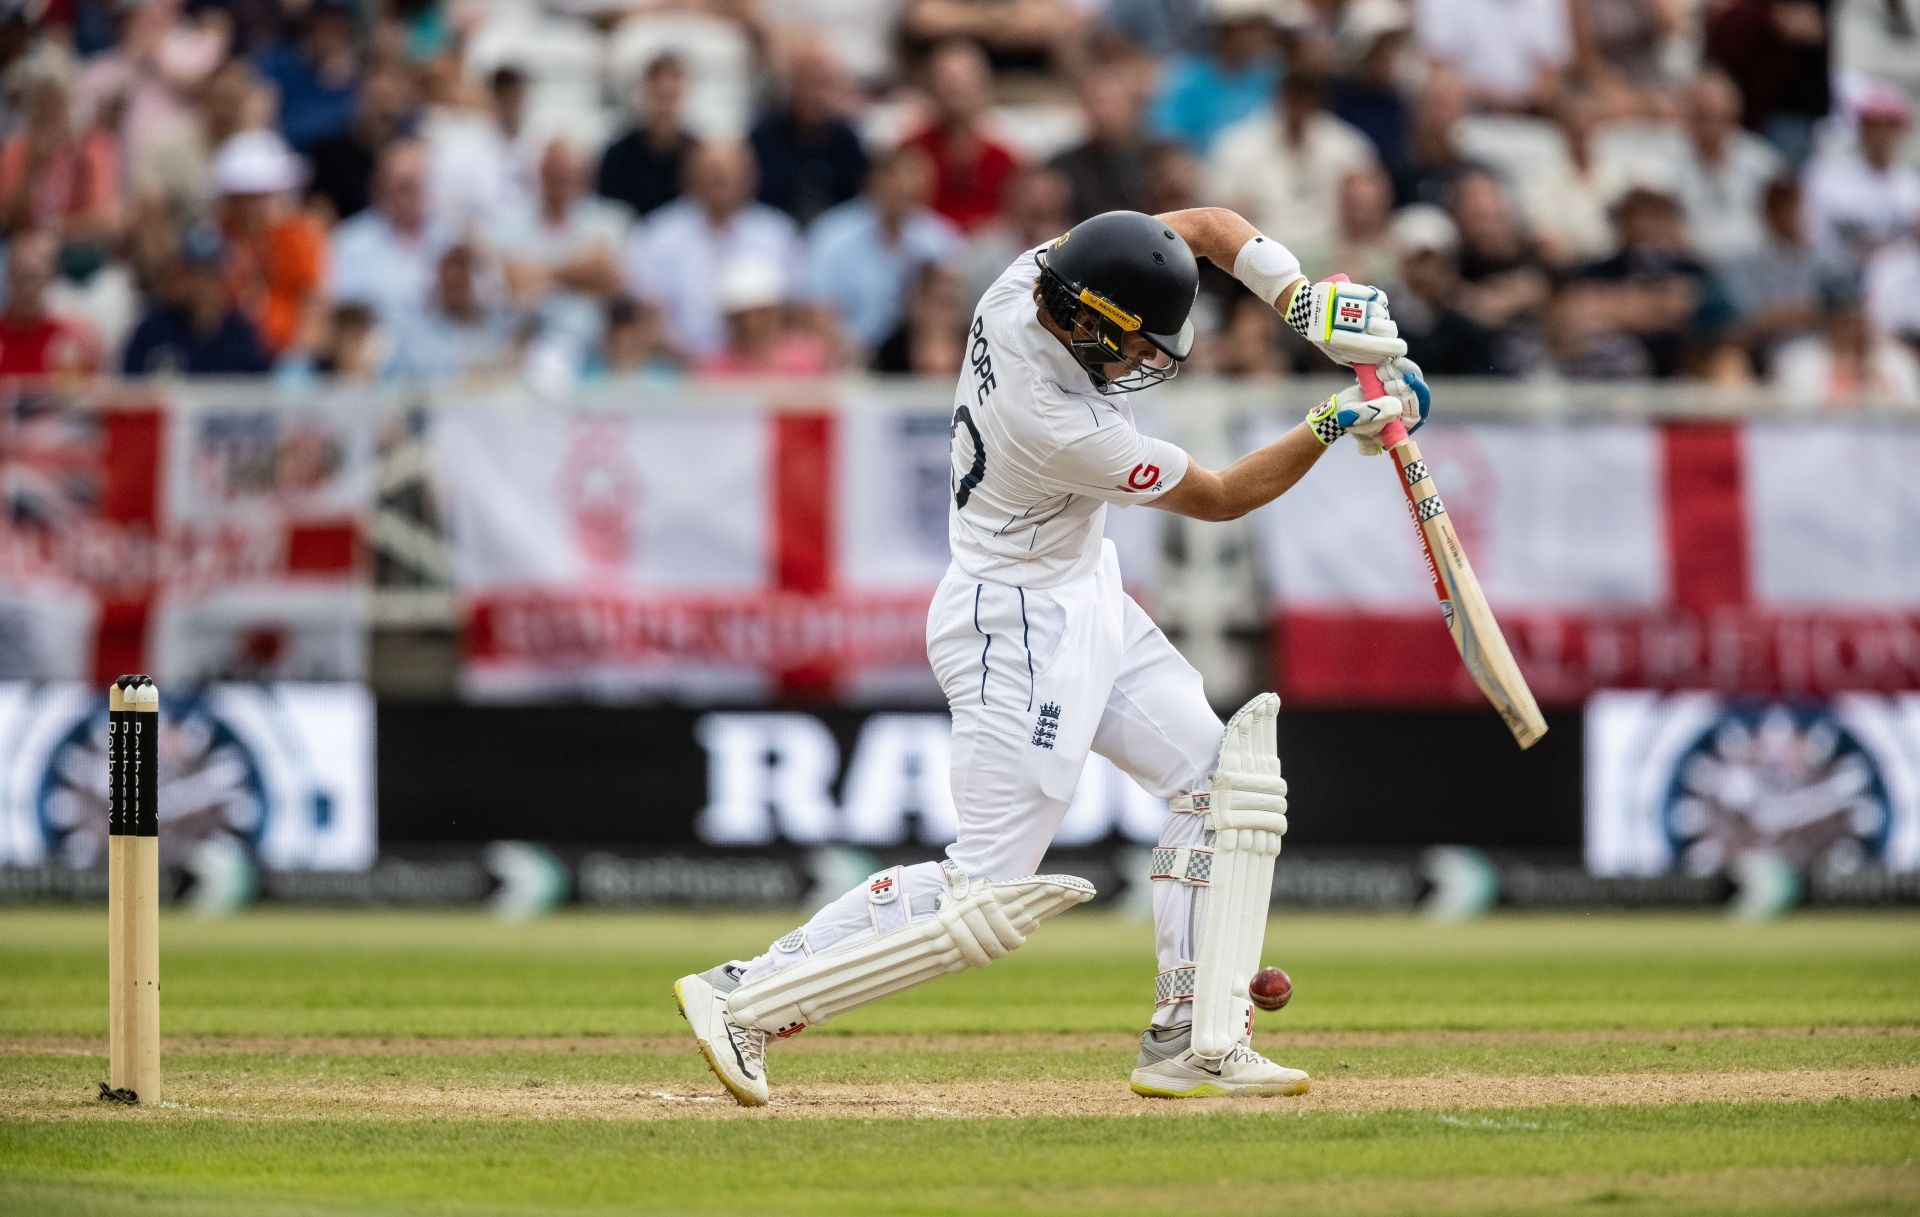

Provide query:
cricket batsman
left=676, top=207, right=1430, bottom=1105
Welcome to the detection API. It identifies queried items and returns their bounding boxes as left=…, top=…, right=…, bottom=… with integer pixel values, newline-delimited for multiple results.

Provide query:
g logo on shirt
left=1117, top=463, right=1161, bottom=493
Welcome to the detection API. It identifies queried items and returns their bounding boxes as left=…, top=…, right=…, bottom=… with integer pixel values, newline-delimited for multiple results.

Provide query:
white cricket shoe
left=674, top=965, right=770, bottom=1107
left=1129, top=1024, right=1310, bottom=1099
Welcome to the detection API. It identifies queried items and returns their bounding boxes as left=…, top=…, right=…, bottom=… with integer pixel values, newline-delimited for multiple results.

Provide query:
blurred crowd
left=1, top=0, right=1918, bottom=405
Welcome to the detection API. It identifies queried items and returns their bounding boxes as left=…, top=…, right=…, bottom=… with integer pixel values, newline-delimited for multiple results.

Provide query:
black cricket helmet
left=1035, top=210, right=1199, bottom=394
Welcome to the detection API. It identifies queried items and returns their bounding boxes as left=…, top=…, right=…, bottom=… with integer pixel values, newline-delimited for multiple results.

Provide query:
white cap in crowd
left=212, top=129, right=307, bottom=197
left=1391, top=205, right=1460, bottom=257
left=1342, top=0, right=1412, bottom=49
left=719, top=262, right=786, bottom=314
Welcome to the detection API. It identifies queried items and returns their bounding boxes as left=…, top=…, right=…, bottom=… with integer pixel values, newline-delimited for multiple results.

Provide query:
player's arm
left=1155, top=206, right=1406, bottom=367
left=1153, top=423, right=1327, bottom=522
left=1152, top=358, right=1434, bottom=523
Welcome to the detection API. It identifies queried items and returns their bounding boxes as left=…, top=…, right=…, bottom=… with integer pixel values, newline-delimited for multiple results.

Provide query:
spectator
left=1802, top=86, right=1920, bottom=266
left=695, top=262, right=832, bottom=378
left=122, top=226, right=271, bottom=375
left=77, top=0, right=227, bottom=191
left=498, top=139, right=631, bottom=362
left=805, top=144, right=963, bottom=358
left=898, top=0, right=1087, bottom=76
left=769, top=0, right=906, bottom=91
left=1516, top=90, right=1617, bottom=266
left=961, top=162, right=1072, bottom=308
left=1450, top=169, right=1553, bottom=368
left=386, top=0, right=451, bottom=62
left=313, top=303, right=386, bottom=382
left=873, top=260, right=969, bottom=375
left=212, top=129, right=328, bottom=358
left=121, top=202, right=185, bottom=309
left=750, top=38, right=869, bottom=226
left=1573, top=0, right=1686, bottom=118
left=1140, top=139, right=1205, bottom=218
left=388, top=243, right=515, bottom=382
left=1673, top=70, right=1784, bottom=266
left=1386, top=204, right=1499, bottom=376
left=1105, top=0, right=1224, bottom=52
left=1050, top=67, right=1154, bottom=220
left=1577, top=182, right=1715, bottom=377
left=1209, top=61, right=1376, bottom=262
left=1866, top=220, right=1920, bottom=352
left=1412, top=0, right=1571, bottom=114
left=1330, top=0, right=1414, bottom=173
left=425, top=64, right=533, bottom=233
left=328, top=141, right=449, bottom=332
left=1721, top=176, right=1827, bottom=371
left=1150, top=0, right=1283, bottom=154
left=1139, top=139, right=1240, bottom=328
left=1189, top=292, right=1276, bottom=377
left=1390, top=63, right=1480, bottom=208
left=307, top=57, right=419, bottom=223
left=597, top=54, right=697, bottom=220
left=1705, top=0, right=1832, bottom=162
left=1539, top=279, right=1655, bottom=379
left=1773, top=276, right=1920, bottom=407
left=0, top=230, right=100, bottom=376
left=44, top=212, right=140, bottom=360
left=589, top=297, right=679, bottom=381
left=0, top=71, right=121, bottom=247
left=623, top=139, right=802, bottom=360
left=1312, top=163, right=1397, bottom=287
left=256, top=0, right=361, bottom=152
left=134, top=56, right=265, bottom=220
left=900, top=40, right=1022, bottom=233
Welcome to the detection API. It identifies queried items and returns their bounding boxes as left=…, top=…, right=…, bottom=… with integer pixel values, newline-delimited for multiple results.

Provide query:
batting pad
left=726, top=865, right=1095, bottom=1037
left=1170, top=693, right=1289, bottom=1059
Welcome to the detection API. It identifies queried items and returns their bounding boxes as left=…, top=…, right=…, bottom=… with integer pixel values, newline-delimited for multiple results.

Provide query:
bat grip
left=1352, top=362, right=1408, bottom=448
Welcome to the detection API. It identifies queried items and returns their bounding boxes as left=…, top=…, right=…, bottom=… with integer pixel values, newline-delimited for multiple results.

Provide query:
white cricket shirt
left=946, top=245, right=1189, bottom=588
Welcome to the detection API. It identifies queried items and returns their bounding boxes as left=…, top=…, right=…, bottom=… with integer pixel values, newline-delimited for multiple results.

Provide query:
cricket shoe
left=1128, top=1023, right=1310, bottom=1099
left=673, top=964, right=769, bottom=1107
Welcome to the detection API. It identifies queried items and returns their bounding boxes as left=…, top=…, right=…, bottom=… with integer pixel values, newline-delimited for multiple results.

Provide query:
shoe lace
left=730, top=1023, right=768, bottom=1073
left=1227, top=1043, right=1268, bottom=1067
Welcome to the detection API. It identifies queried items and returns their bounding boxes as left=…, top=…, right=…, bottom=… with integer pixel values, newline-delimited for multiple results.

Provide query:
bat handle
left=1319, top=274, right=1410, bottom=449
left=1351, top=361, right=1408, bottom=448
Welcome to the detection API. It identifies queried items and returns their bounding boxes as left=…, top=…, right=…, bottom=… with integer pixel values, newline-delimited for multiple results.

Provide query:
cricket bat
left=1353, top=362, right=1548, bottom=749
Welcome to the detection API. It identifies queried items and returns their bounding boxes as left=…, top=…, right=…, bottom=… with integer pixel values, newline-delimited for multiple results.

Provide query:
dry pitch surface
left=2, top=909, right=1917, bottom=1216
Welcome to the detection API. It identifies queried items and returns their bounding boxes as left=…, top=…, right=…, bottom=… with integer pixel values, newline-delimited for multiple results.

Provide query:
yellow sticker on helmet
left=1077, top=288, right=1142, bottom=332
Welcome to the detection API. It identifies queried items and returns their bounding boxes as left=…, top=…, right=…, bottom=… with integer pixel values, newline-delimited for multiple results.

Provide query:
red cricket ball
left=1249, top=966, right=1292, bottom=1012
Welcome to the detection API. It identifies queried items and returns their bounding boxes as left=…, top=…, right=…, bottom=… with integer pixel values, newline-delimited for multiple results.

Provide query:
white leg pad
left=726, top=863, right=1095, bottom=1037
left=1167, top=693, right=1289, bottom=1059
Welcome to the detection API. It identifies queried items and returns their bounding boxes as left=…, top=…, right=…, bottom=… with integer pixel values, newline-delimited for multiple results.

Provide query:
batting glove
left=1282, top=278, right=1407, bottom=367
left=1353, top=357, right=1431, bottom=455
left=1305, top=357, right=1432, bottom=450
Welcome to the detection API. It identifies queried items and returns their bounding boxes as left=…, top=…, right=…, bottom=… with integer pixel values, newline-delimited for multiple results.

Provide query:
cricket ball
left=1249, top=966, right=1292, bottom=1012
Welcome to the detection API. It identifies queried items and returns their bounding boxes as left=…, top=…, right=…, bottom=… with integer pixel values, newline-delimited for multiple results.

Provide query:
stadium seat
left=465, top=11, right=606, bottom=94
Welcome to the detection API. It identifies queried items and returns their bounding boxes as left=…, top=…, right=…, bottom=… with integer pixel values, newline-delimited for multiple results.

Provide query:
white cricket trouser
left=738, top=541, right=1223, bottom=1028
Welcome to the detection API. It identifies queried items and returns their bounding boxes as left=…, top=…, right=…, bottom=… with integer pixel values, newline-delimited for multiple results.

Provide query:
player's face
left=1111, top=330, right=1174, bottom=377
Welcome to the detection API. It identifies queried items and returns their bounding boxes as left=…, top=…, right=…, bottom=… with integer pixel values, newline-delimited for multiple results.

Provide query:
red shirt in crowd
left=900, top=125, right=1019, bottom=234
left=0, top=315, right=100, bottom=376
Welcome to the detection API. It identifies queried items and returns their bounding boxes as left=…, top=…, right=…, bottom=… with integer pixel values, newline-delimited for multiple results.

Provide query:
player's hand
left=1283, top=278, right=1406, bottom=366
left=1304, top=357, right=1431, bottom=449
left=1353, top=357, right=1431, bottom=456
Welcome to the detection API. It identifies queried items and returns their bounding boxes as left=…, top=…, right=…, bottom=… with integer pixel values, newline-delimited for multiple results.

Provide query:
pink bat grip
left=1354, top=364, right=1409, bottom=448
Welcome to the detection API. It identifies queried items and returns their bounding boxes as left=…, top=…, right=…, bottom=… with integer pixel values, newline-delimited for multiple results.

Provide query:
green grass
left=4, top=908, right=1919, bottom=1216
left=4, top=1101, right=1918, bottom=1217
